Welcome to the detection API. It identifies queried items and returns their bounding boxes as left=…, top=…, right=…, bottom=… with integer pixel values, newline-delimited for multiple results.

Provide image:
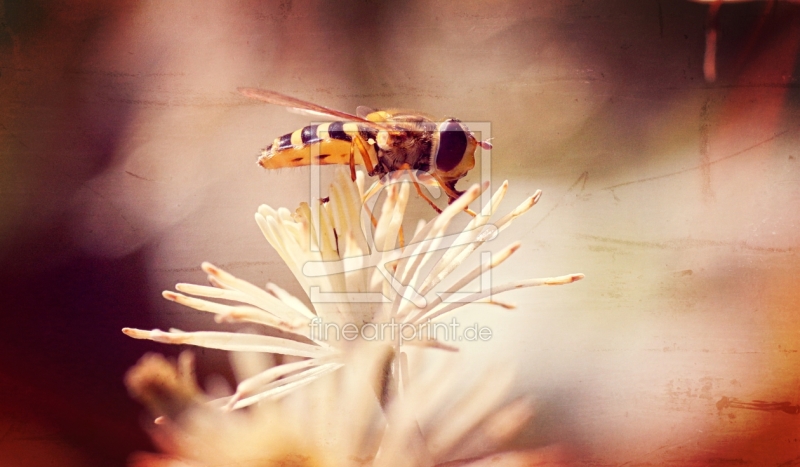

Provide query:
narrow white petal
left=402, top=242, right=521, bottom=323
left=162, top=290, right=306, bottom=336
left=422, top=181, right=510, bottom=294
left=265, top=282, right=317, bottom=320
left=398, top=182, right=488, bottom=283
left=122, top=328, right=335, bottom=358
left=413, top=273, right=585, bottom=324
left=173, top=284, right=308, bottom=328
left=372, top=183, right=398, bottom=251
left=200, top=263, right=307, bottom=323
left=224, top=357, right=333, bottom=410
left=389, top=183, right=488, bottom=319
left=494, top=190, right=542, bottom=233
left=226, top=362, right=344, bottom=410
left=174, top=283, right=251, bottom=302
left=255, top=213, right=305, bottom=289
left=277, top=206, right=294, bottom=223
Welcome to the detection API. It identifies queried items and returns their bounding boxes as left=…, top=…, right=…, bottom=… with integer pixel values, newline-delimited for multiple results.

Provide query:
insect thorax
left=373, top=120, right=435, bottom=175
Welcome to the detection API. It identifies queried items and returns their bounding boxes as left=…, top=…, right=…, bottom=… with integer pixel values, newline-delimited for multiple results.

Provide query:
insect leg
left=363, top=178, right=387, bottom=203
left=362, top=176, right=404, bottom=245
left=348, top=135, right=376, bottom=181
left=447, top=196, right=477, bottom=217
left=411, top=181, right=442, bottom=214
left=434, top=174, right=477, bottom=217
left=398, top=224, right=404, bottom=248
left=362, top=199, right=379, bottom=229
left=348, top=141, right=357, bottom=182
left=354, top=135, right=376, bottom=175
left=391, top=163, right=443, bottom=215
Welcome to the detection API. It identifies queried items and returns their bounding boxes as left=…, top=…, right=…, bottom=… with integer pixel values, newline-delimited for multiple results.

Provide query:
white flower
left=124, top=169, right=583, bottom=409
left=125, top=346, right=566, bottom=467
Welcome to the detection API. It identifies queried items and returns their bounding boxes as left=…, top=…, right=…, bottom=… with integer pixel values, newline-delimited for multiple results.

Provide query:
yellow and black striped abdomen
left=257, top=122, right=377, bottom=170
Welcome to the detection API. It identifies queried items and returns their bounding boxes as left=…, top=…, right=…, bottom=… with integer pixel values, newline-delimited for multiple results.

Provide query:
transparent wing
left=286, top=107, right=341, bottom=121
left=238, top=88, right=395, bottom=130
left=356, top=105, right=378, bottom=119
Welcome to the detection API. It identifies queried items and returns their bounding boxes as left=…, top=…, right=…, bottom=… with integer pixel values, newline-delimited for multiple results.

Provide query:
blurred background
left=1, top=0, right=799, bottom=465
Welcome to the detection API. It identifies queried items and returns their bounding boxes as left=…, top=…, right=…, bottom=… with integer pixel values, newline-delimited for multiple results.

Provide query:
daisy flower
left=124, top=169, right=583, bottom=409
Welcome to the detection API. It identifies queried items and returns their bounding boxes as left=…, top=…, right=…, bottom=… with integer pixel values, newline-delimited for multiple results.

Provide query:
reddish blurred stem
left=704, top=0, right=724, bottom=82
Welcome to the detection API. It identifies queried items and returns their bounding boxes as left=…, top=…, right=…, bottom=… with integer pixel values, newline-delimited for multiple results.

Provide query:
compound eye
left=435, top=121, right=468, bottom=172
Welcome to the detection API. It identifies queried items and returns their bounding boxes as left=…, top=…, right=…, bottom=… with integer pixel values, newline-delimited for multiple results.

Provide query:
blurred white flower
left=125, top=347, right=565, bottom=467
left=124, top=169, right=583, bottom=409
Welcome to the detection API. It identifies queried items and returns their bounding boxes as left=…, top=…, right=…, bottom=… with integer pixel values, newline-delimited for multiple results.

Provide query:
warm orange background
left=1, top=1, right=799, bottom=465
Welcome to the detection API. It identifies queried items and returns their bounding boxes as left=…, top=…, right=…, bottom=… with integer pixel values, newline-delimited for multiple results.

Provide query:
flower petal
left=413, top=273, right=585, bottom=324
left=122, top=328, right=335, bottom=358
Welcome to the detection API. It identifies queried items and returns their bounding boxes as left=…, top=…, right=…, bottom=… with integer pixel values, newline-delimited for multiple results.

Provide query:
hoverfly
left=238, top=88, right=492, bottom=213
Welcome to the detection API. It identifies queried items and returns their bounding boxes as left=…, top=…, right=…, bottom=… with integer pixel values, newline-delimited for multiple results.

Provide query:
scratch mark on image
left=577, top=234, right=797, bottom=253
left=602, top=127, right=794, bottom=191
left=125, top=170, right=155, bottom=182
left=699, top=97, right=714, bottom=200
left=532, top=171, right=588, bottom=230
left=717, top=396, right=800, bottom=415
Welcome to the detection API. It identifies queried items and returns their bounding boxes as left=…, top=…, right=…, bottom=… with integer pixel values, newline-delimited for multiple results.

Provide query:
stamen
left=413, top=273, right=585, bottom=324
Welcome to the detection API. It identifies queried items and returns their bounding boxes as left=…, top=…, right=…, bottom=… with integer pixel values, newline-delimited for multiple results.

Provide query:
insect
left=238, top=88, right=492, bottom=213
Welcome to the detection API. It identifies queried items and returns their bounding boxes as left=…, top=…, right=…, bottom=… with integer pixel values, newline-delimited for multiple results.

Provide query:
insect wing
left=356, top=105, right=378, bottom=119
left=286, top=107, right=341, bottom=120
left=238, top=87, right=395, bottom=131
